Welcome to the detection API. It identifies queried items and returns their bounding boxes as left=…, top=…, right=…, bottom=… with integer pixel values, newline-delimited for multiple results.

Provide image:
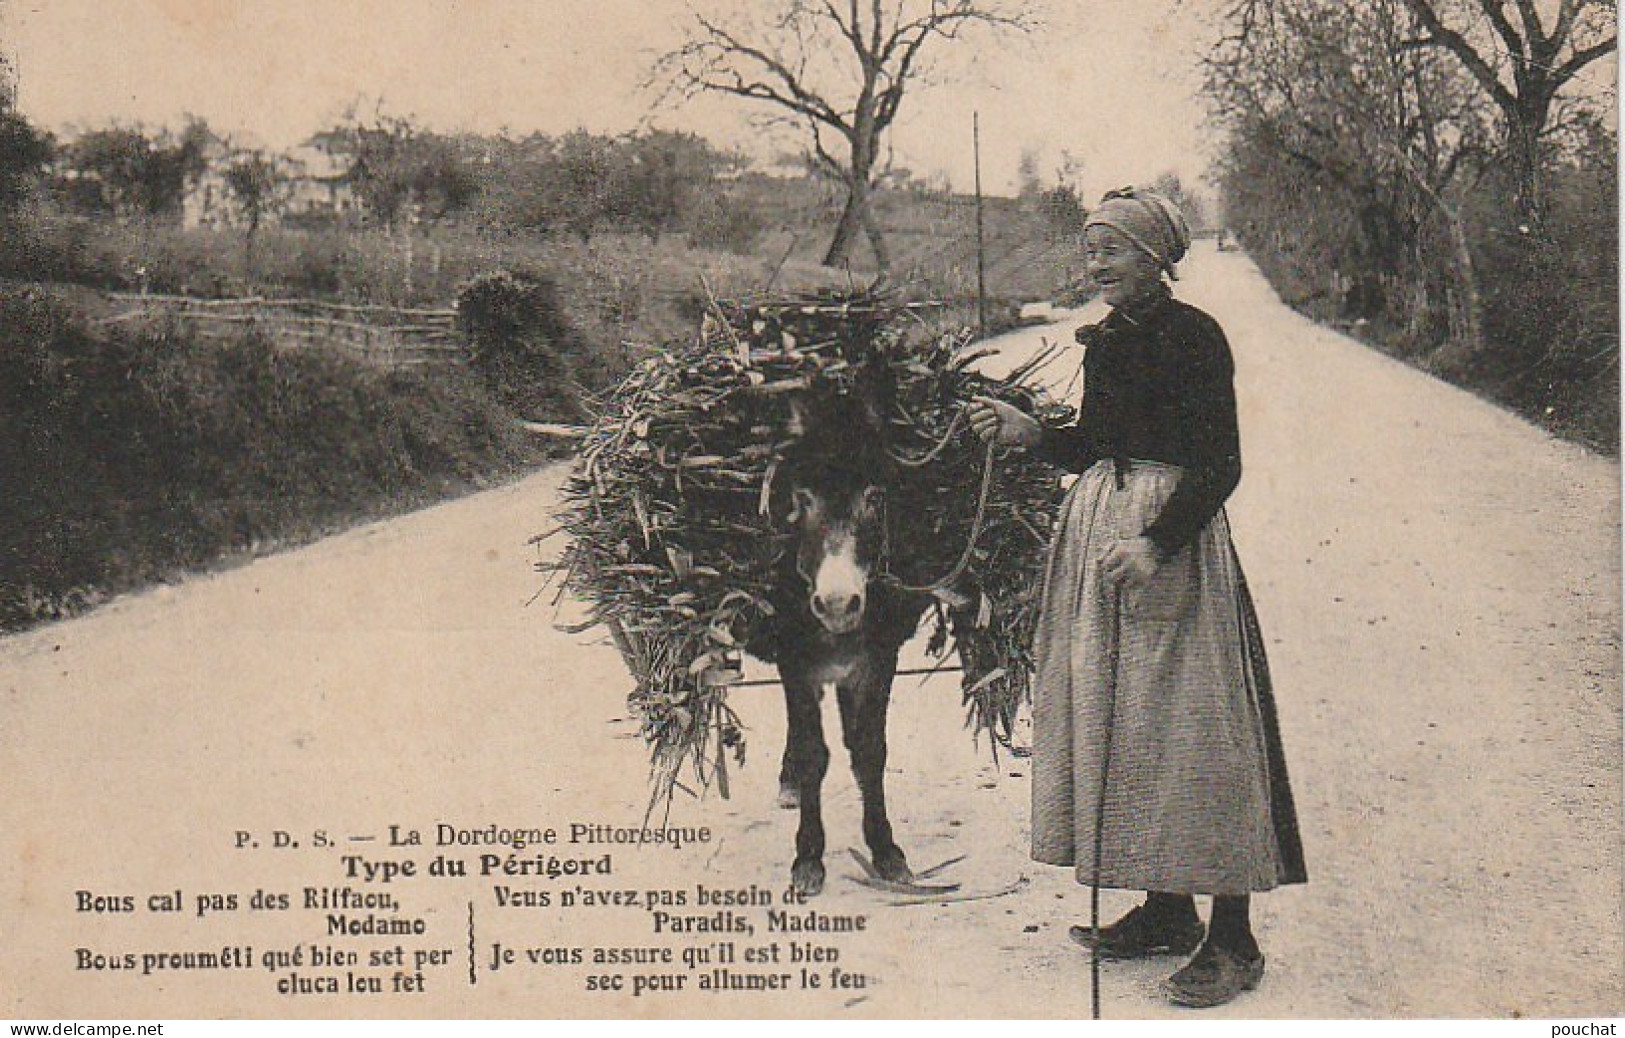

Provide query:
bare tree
left=655, top=0, right=1033, bottom=270
left=1398, top=0, right=1616, bottom=227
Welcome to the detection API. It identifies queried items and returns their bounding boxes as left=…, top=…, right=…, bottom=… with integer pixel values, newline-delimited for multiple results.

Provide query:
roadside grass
left=1253, top=252, right=1619, bottom=457
left=0, top=286, right=544, bottom=632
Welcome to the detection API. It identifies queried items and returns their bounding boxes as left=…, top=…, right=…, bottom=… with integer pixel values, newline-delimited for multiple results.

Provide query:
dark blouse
left=1034, top=286, right=1242, bottom=559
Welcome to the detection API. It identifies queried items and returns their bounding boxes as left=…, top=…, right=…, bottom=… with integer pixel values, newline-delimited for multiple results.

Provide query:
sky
left=2, top=0, right=1223, bottom=200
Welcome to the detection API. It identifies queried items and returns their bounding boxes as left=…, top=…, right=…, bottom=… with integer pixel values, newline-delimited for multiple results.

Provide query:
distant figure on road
left=969, top=186, right=1307, bottom=1009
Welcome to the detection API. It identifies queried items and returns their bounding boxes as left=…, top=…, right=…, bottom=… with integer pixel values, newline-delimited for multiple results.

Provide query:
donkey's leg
left=837, top=655, right=910, bottom=882
left=777, top=693, right=801, bottom=810
left=781, top=667, right=830, bottom=896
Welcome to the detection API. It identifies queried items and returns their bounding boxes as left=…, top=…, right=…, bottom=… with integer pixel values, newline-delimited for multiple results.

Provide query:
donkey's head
left=778, top=365, right=895, bottom=636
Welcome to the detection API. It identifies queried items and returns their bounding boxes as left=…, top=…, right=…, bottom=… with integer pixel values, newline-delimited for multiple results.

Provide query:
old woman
left=969, top=187, right=1306, bottom=1008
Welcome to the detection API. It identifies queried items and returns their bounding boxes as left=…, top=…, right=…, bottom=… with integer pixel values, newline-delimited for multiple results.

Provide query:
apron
left=1030, top=459, right=1307, bottom=894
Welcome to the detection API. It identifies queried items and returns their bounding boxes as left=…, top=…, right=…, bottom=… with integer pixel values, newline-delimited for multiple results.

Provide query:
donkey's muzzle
left=811, top=590, right=865, bottom=634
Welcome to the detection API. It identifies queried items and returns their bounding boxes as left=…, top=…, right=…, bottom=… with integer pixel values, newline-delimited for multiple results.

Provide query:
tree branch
left=670, top=14, right=852, bottom=131
left=1403, top=0, right=1520, bottom=111
left=1502, top=0, right=1542, bottom=57
left=1552, top=32, right=1619, bottom=85
left=652, top=0, right=1032, bottom=266
left=1551, top=0, right=1579, bottom=54
left=817, top=0, right=866, bottom=57
left=808, top=119, right=851, bottom=181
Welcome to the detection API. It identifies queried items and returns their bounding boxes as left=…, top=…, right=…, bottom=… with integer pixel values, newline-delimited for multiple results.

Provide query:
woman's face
left=1084, top=225, right=1162, bottom=309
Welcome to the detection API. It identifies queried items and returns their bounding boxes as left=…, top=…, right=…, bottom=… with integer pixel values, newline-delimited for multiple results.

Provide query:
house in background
left=281, top=139, right=359, bottom=226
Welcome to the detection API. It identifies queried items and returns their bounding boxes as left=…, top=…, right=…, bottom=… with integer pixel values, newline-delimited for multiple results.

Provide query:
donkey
left=749, top=361, right=933, bottom=897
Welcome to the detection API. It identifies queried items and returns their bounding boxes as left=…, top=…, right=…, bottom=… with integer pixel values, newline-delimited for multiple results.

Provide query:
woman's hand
left=967, top=396, right=1041, bottom=448
left=1101, top=537, right=1162, bottom=587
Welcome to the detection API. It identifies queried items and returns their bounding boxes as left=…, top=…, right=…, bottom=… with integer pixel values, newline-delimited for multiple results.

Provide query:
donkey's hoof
left=872, top=847, right=911, bottom=883
left=791, top=858, right=825, bottom=897
left=776, top=780, right=801, bottom=810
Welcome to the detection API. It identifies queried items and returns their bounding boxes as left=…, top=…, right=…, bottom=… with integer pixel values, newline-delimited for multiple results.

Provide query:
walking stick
left=1089, top=590, right=1124, bottom=1021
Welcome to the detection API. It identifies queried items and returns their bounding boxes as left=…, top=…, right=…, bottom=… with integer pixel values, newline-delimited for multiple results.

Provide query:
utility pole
left=1, top=47, right=19, bottom=110
left=973, top=112, right=987, bottom=336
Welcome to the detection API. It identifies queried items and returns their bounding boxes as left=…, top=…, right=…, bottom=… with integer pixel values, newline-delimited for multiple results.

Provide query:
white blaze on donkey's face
left=794, top=484, right=884, bottom=636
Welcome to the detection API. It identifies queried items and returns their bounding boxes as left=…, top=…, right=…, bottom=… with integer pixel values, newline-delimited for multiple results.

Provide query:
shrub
left=455, top=269, right=589, bottom=420
left=682, top=193, right=767, bottom=254
left=1419, top=163, right=1620, bottom=452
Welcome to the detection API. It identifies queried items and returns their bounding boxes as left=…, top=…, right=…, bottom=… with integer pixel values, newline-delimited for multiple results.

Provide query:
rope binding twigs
left=884, top=431, right=1001, bottom=596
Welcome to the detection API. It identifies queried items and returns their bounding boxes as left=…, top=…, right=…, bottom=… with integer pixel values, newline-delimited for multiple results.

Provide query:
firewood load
left=543, top=290, right=1070, bottom=807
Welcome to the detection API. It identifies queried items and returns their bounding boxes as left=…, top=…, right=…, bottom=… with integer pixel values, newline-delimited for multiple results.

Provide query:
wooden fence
left=95, top=293, right=466, bottom=368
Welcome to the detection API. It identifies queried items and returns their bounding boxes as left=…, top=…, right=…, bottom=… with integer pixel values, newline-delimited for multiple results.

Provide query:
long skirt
left=1030, top=459, right=1307, bottom=895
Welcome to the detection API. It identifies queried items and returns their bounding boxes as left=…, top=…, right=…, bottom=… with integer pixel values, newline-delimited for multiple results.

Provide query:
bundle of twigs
left=544, top=288, right=1070, bottom=807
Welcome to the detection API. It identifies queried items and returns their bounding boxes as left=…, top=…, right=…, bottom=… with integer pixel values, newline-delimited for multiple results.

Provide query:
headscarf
left=1083, top=186, right=1192, bottom=279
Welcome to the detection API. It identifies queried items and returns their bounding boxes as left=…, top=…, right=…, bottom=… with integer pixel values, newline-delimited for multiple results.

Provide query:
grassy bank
left=0, top=286, right=544, bottom=631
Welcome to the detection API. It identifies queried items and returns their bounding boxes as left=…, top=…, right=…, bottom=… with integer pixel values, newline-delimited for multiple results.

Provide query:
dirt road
left=3, top=243, right=1619, bottom=1019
